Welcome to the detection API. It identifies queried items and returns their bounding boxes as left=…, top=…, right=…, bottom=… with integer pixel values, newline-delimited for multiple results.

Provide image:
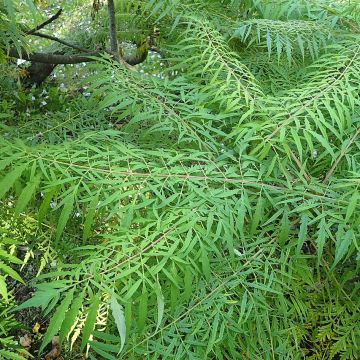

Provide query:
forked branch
left=323, top=127, right=360, bottom=183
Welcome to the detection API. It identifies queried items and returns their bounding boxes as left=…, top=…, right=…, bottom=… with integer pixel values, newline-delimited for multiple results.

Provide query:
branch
left=31, top=32, right=92, bottom=53
left=323, top=127, right=360, bottom=184
left=26, top=8, right=63, bottom=35
left=29, top=32, right=143, bottom=66
left=288, top=149, right=311, bottom=182
left=8, top=48, right=99, bottom=64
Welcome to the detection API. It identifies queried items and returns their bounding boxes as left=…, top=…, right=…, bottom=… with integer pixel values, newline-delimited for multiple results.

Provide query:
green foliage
left=0, top=0, right=360, bottom=359
left=0, top=231, right=23, bottom=301
left=0, top=0, right=37, bottom=57
left=233, top=19, right=334, bottom=61
left=0, top=293, right=30, bottom=359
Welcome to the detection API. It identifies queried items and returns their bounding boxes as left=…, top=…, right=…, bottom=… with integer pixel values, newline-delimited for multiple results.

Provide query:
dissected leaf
left=59, top=292, right=84, bottom=343
left=80, top=292, right=101, bottom=351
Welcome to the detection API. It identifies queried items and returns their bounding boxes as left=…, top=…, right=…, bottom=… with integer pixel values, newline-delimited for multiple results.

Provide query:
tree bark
left=107, top=0, right=120, bottom=60
left=8, top=48, right=98, bottom=64
left=31, top=32, right=92, bottom=54
left=27, top=62, right=57, bottom=85
left=25, top=8, right=63, bottom=35
left=6, top=2, right=156, bottom=85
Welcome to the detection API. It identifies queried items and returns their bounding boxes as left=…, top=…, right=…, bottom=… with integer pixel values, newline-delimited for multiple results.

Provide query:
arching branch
left=26, top=8, right=63, bottom=35
left=31, top=32, right=93, bottom=54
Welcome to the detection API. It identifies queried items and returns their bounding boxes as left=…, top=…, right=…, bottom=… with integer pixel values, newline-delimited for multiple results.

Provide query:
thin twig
left=289, top=148, right=311, bottom=182
left=26, top=8, right=63, bottom=35
left=323, top=127, right=360, bottom=183
left=31, top=32, right=92, bottom=53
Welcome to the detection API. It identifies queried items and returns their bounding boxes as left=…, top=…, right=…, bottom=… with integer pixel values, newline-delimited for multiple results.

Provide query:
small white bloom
left=234, top=248, right=244, bottom=257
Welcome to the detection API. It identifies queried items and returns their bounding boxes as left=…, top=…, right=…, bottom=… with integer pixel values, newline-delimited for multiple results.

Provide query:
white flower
left=234, top=248, right=244, bottom=257
left=16, top=59, right=26, bottom=65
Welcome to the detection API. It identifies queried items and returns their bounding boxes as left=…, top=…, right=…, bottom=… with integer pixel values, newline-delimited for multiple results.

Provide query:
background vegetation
left=0, top=0, right=359, bottom=359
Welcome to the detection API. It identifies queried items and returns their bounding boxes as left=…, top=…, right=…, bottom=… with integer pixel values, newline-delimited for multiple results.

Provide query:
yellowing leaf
left=59, top=292, right=84, bottom=343
left=80, top=292, right=101, bottom=351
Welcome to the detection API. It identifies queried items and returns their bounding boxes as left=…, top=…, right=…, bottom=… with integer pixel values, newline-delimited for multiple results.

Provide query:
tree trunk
left=107, top=0, right=120, bottom=60
left=26, top=62, right=57, bottom=86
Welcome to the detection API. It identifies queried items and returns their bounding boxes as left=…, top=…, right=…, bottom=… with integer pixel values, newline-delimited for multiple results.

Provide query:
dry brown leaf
left=19, top=333, right=32, bottom=350
left=44, top=336, right=61, bottom=360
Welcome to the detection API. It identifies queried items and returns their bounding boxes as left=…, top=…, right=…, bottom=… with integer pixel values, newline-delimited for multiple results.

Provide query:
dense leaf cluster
left=0, top=0, right=359, bottom=359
